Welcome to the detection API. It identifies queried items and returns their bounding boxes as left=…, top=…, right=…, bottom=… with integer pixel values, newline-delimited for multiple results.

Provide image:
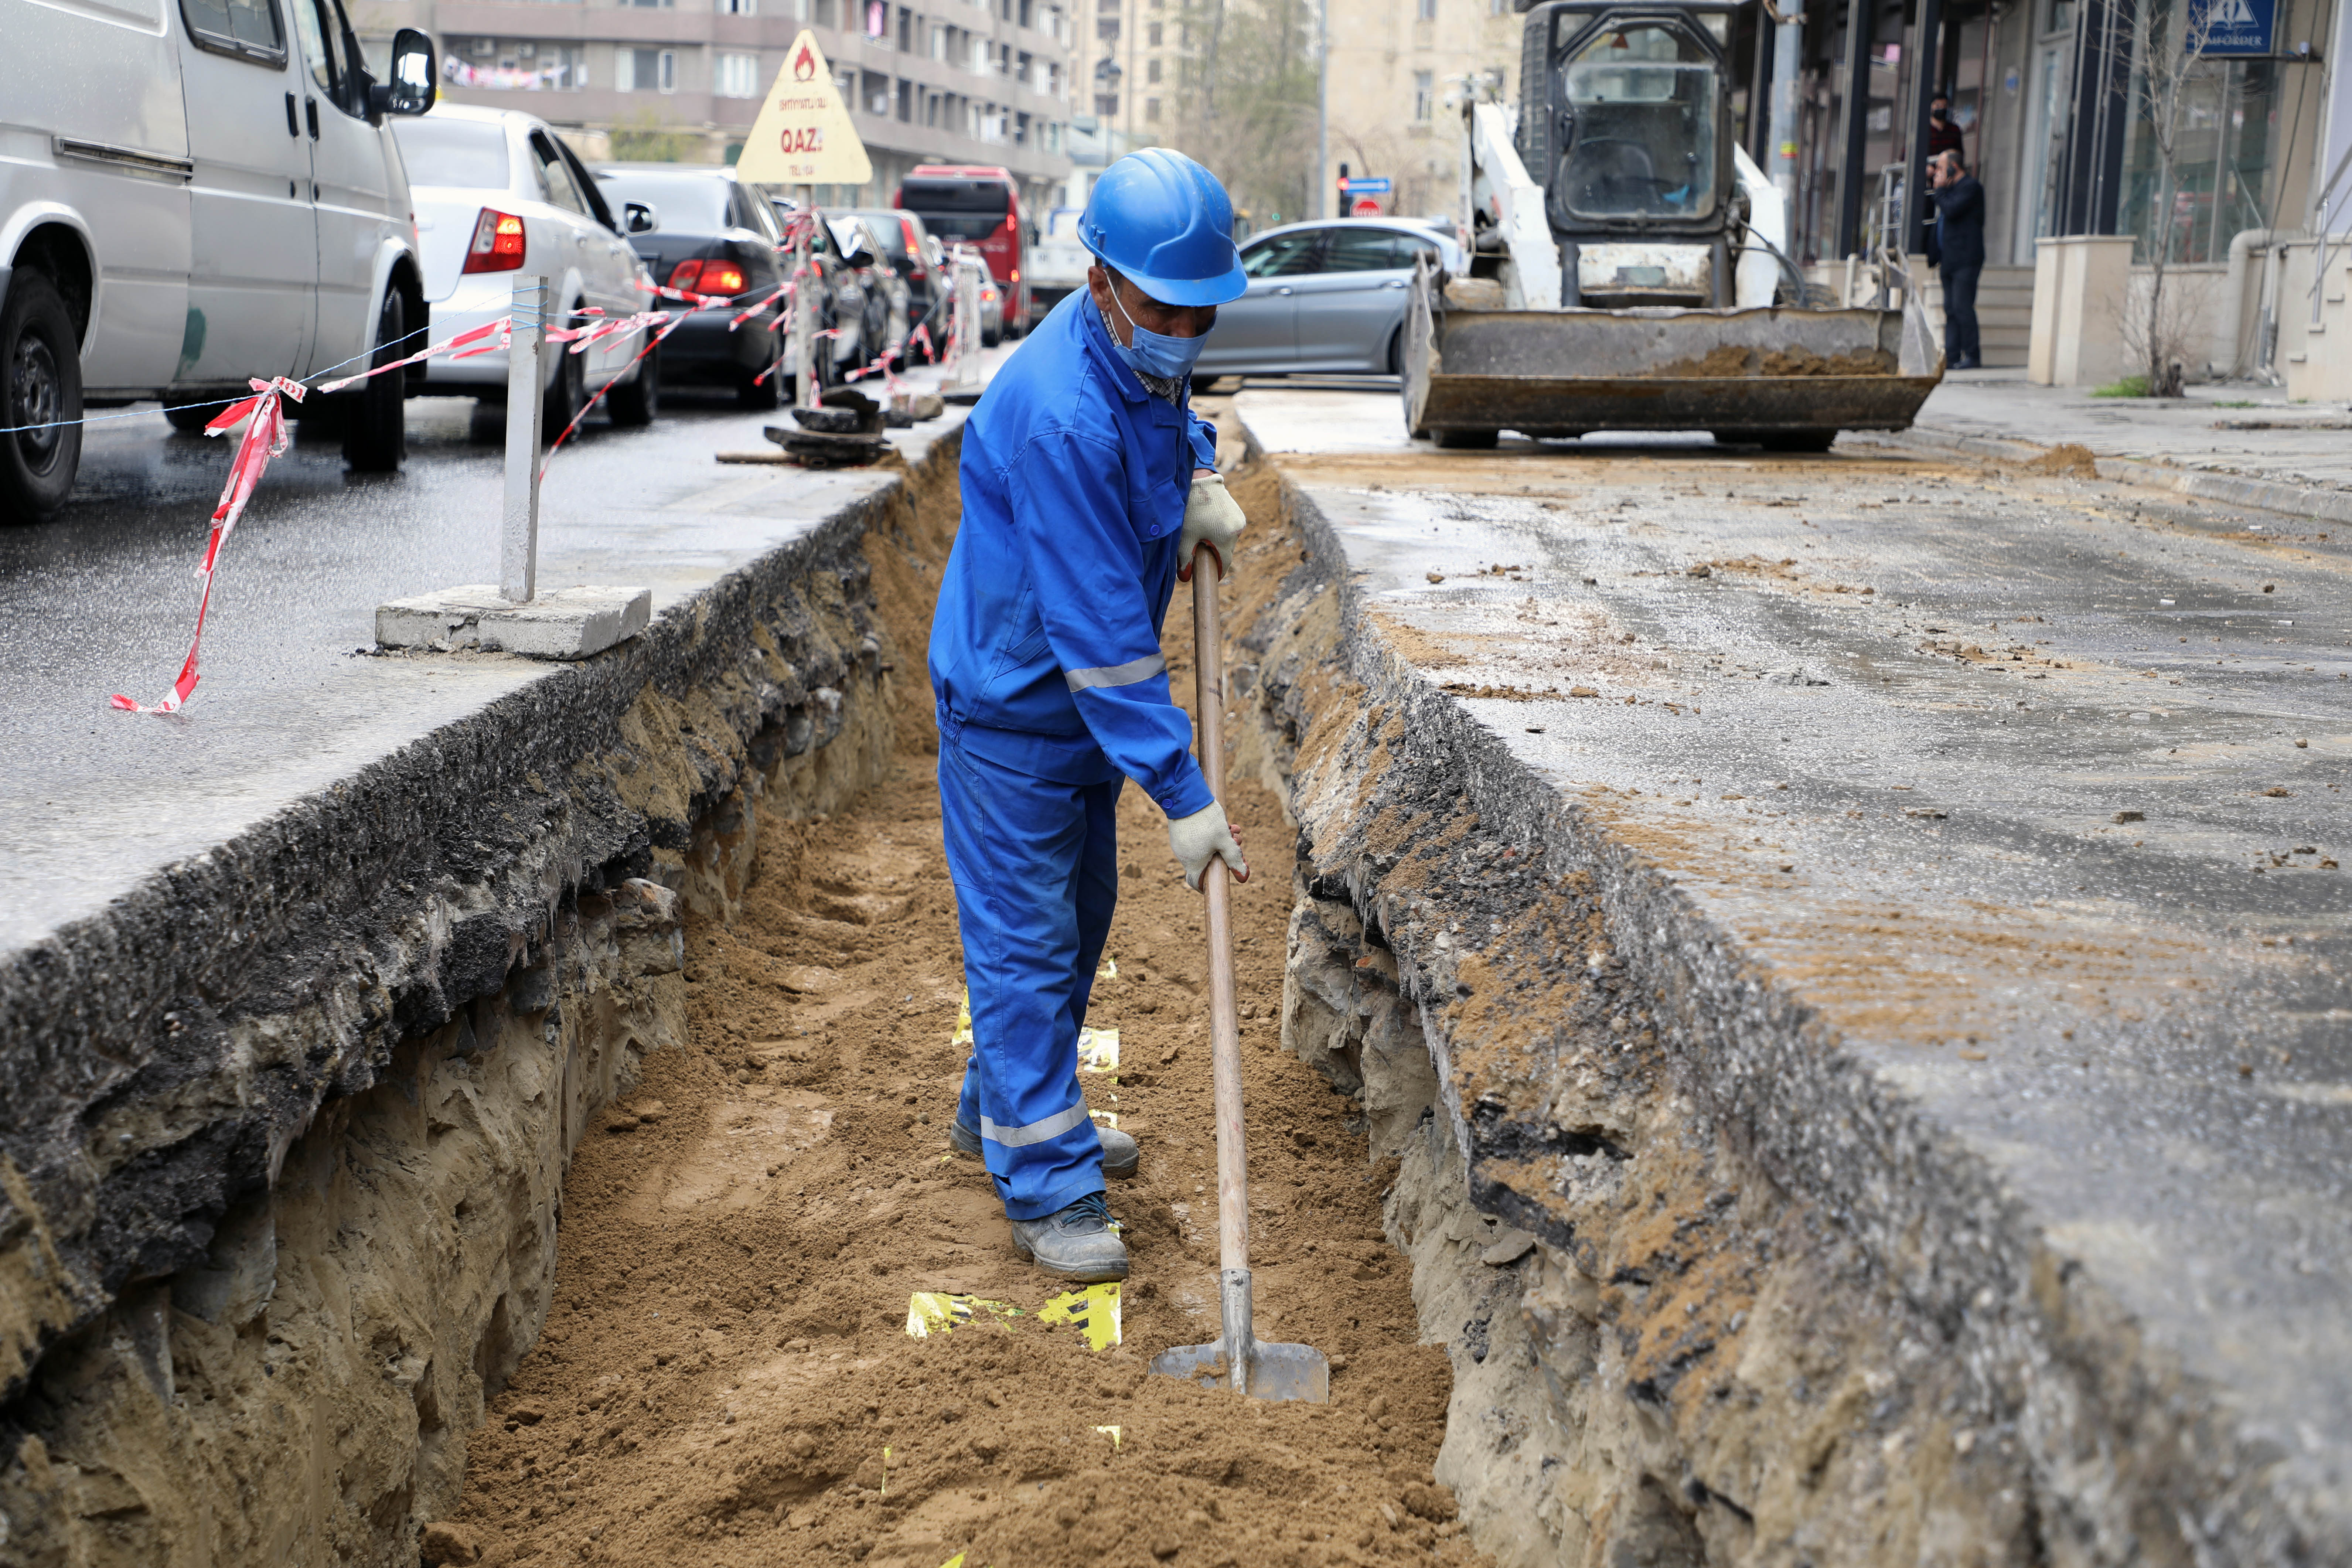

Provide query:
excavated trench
left=6, top=409, right=2080, bottom=1568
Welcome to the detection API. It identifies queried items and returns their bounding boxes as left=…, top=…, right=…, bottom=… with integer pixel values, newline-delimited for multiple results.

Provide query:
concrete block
left=375, top=586, right=652, bottom=661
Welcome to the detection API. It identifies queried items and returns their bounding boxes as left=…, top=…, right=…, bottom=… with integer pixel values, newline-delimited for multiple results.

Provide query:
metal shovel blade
left=1150, top=1339, right=1330, bottom=1404
left=1148, top=1268, right=1329, bottom=1403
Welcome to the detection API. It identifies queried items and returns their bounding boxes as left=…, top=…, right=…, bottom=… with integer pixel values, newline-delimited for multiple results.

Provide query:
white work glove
left=1168, top=800, right=1249, bottom=890
left=1178, top=471, right=1246, bottom=583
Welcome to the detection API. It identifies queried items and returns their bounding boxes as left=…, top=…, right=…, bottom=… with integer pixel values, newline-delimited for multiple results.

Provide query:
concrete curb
left=1886, top=423, right=2352, bottom=526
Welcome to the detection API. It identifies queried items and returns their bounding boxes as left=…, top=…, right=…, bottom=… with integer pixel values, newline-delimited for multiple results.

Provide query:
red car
left=892, top=166, right=1032, bottom=336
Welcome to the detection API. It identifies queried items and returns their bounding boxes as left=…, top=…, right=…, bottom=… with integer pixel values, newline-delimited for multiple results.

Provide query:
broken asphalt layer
left=1240, top=385, right=2352, bottom=1560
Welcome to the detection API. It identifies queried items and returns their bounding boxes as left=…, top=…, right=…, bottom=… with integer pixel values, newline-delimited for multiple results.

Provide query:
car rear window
left=594, top=172, right=735, bottom=235
left=390, top=117, right=511, bottom=189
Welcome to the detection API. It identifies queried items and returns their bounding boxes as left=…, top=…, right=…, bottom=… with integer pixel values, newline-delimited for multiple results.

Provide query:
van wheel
left=0, top=272, right=83, bottom=523
left=607, top=345, right=659, bottom=428
left=343, top=289, right=408, bottom=472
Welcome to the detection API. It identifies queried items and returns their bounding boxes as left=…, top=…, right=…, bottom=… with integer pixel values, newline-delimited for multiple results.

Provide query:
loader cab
left=1517, top=0, right=1739, bottom=305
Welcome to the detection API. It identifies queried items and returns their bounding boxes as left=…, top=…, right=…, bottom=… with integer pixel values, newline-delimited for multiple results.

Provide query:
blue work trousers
left=938, top=731, right=1118, bottom=1220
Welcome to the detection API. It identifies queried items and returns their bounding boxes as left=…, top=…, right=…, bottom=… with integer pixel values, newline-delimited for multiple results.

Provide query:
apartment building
left=1068, top=0, right=1168, bottom=145
left=1320, top=0, right=1521, bottom=220
left=371, top=0, right=1077, bottom=213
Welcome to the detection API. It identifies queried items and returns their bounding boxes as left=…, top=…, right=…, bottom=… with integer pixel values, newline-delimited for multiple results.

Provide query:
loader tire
left=1434, top=427, right=1498, bottom=450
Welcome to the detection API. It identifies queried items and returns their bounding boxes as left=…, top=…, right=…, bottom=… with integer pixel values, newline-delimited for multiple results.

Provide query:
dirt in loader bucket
left=427, top=464, right=1483, bottom=1568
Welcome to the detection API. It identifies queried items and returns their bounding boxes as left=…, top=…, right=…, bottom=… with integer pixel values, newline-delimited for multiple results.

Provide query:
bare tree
left=2123, top=0, right=2220, bottom=395
left=1165, top=0, right=1320, bottom=224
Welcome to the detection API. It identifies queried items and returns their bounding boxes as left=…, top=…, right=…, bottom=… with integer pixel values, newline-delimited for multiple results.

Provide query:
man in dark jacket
left=1927, top=150, right=1985, bottom=369
left=1927, top=94, right=1966, bottom=161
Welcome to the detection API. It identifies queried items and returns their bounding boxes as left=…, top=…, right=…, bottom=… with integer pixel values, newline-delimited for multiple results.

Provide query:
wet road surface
left=0, top=374, right=976, bottom=952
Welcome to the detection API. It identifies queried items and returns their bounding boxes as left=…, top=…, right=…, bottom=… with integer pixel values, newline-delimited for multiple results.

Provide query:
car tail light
left=901, top=219, right=925, bottom=275
left=670, top=259, right=747, bottom=295
left=1009, top=267, right=1020, bottom=283
left=461, top=209, right=526, bottom=273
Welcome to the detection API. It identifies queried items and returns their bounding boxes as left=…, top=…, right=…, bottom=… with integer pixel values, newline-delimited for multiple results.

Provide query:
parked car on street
left=766, top=197, right=870, bottom=387
left=392, top=106, right=659, bottom=433
left=945, top=245, right=1006, bottom=348
left=0, top=0, right=437, bottom=520
left=829, top=215, right=904, bottom=366
left=839, top=208, right=944, bottom=348
left=1192, top=218, right=1466, bottom=379
left=596, top=165, right=794, bottom=407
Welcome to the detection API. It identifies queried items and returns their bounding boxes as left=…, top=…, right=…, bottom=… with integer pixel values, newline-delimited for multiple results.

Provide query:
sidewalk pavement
left=1894, top=371, right=2352, bottom=524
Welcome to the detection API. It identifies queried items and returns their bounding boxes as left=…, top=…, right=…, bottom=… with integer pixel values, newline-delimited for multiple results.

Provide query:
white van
left=0, top=0, right=437, bottom=522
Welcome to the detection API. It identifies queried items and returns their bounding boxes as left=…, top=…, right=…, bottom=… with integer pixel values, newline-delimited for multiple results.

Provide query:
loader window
left=1555, top=23, right=1719, bottom=221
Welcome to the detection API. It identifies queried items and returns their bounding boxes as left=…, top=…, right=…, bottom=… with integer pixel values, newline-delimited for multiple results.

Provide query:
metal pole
left=1902, top=0, right=1943, bottom=254
left=792, top=195, right=818, bottom=410
left=1315, top=0, right=1329, bottom=220
left=1835, top=0, right=1874, bottom=259
left=501, top=273, right=545, bottom=604
left=1769, top=10, right=1805, bottom=212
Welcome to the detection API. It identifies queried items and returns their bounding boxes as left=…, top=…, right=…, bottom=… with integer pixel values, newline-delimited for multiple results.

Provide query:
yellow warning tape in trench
left=904, top=1282, right=1120, bottom=1350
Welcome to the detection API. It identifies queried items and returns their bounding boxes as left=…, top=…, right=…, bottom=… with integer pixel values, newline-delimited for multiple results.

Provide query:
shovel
left=1147, top=543, right=1332, bottom=1405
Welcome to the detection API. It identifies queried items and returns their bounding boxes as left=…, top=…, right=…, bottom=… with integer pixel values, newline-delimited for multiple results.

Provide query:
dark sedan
left=840, top=208, right=945, bottom=347
left=593, top=165, right=795, bottom=408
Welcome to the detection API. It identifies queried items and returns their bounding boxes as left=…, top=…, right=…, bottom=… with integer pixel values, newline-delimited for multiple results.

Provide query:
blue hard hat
left=1078, top=149, right=1247, bottom=308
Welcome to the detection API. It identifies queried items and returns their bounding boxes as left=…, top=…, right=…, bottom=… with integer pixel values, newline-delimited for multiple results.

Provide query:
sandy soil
left=434, top=465, right=1484, bottom=1568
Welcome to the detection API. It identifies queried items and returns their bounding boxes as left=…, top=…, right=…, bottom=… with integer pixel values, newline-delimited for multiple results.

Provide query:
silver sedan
left=1195, top=219, right=1466, bottom=377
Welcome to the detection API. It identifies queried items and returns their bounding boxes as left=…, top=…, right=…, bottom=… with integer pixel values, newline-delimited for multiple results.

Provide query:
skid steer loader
left=1404, top=0, right=1941, bottom=451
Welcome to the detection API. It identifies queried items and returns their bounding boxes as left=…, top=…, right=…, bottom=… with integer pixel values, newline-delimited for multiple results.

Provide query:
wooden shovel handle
left=1190, top=546, right=1250, bottom=1283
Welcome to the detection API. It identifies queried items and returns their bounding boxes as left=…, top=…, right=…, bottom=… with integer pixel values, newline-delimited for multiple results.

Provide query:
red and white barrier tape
left=116, top=278, right=800, bottom=716
left=109, top=377, right=304, bottom=714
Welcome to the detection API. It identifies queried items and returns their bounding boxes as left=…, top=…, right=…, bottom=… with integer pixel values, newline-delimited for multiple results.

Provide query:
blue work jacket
left=928, top=290, right=1220, bottom=821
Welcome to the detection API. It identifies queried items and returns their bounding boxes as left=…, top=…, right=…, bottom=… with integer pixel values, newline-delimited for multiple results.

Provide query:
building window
left=1145, top=95, right=1159, bottom=120
left=1095, top=14, right=1117, bottom=38
left=1413, top=68, right=1432, bottom=120
left=1146, top=55, right=1159, bottom=83
left=717, top=51, right=759, bottom=96
left=1146, top=20, right=1160, bottom=45
left=1094, top=91, right=1118, bottom=116
left=620, top=47, right=676, bottom=90
left=1417, top=0, right=1435, bottom=18
left=720, top=0, right=755, bottom=13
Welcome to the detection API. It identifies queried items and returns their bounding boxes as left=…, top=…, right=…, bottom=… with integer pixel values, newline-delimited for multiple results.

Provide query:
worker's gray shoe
left=951, top=1115, right=1139, bottom=1179
left=1008, top=1192, right=1129, bottom=1283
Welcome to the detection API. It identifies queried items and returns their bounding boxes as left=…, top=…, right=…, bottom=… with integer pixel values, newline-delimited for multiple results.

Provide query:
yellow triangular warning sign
left=735, top=31, right=872, bottom=188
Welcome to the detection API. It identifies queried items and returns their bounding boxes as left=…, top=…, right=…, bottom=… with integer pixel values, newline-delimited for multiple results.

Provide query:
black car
left=841, top=208, right=945, bottom=349
left=594, top=165, right=795, bottom=408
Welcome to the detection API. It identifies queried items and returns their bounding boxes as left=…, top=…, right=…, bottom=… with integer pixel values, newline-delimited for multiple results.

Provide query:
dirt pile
left=436, top=454, right=1486, bottom=1568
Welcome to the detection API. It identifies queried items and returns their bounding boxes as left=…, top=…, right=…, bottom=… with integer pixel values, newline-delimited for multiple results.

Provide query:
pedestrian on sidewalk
left=927, top=148, right=1252, bottom=1284
left=1926, top=93, right=1965, bottom=161
left=1928, top=150, right=1985, bottom=370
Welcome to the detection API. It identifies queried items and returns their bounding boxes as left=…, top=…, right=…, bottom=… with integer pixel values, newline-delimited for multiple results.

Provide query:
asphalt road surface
left=0, top=377, right=965, bottom=953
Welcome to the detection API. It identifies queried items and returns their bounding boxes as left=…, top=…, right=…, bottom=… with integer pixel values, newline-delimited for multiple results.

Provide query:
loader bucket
left=1401, top=269, right=1943, bottom=446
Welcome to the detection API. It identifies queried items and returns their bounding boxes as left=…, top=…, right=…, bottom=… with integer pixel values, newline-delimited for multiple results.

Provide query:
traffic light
left=1336, top=162, right=1349, bottom=215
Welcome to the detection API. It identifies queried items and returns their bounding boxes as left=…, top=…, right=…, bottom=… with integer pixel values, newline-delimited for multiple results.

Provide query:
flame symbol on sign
left=792, top=42, right=818, bottom=80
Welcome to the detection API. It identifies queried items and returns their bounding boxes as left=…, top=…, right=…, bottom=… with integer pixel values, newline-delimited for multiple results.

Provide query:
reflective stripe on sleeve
left=1063, top=652, right=1167, bottom=692
left=979, top=1102, right=1093, bottom=1148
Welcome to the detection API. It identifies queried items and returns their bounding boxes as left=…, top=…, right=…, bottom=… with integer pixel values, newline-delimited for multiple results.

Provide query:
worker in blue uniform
left=928, top=149, right=1252, bottom=1283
